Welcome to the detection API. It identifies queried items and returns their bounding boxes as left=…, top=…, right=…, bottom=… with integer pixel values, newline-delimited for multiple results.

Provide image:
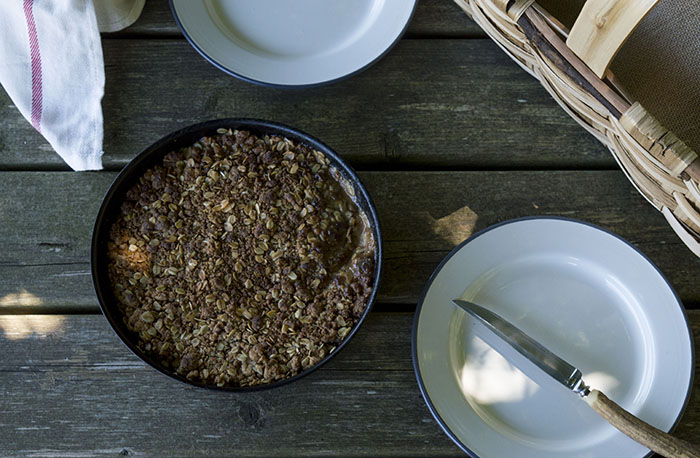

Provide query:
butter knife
left=452, top=299, right=699, bottom=458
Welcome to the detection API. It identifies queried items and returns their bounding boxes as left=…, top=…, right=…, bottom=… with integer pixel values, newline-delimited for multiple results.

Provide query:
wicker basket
left=454, top=0, right=700, bottom=257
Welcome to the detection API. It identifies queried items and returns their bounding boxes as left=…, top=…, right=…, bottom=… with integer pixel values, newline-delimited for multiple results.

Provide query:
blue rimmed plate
left=413, top=217, right=693, bottom=457
left=170, top=0, right=417, bottom=87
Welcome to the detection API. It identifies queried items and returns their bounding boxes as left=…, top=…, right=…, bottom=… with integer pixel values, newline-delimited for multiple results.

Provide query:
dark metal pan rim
left=91, top=118, right=383, bottom=391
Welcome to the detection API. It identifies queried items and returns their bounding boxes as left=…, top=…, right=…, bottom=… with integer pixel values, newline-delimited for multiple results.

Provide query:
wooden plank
left=0, top=313, right=411, bottom=372
left=0, top=39, right=610, bottom=170
left=1, top=171, right=699, bottom=312
left=111, top=0, right=484, bottom=38
left=0, top=312, right=698, bottom=457
left=0, top=314, right=456, bottom=458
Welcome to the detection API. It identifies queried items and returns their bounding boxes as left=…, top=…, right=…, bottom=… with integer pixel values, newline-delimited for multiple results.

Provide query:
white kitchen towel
left=0, top=0, right=145, bottom=171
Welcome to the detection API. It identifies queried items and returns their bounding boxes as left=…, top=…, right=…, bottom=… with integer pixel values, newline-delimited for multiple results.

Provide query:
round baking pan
left=91, top=118, right=382, bottom=391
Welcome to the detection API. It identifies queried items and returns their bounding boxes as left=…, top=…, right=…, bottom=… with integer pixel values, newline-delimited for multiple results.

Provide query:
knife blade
left=451, top=299, right=589, bottom=396
left=451, top=298, right=700, bottom=458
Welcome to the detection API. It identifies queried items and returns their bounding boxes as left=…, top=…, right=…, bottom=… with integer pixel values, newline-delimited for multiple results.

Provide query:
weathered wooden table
left=1, top=2, right=698, bottom=456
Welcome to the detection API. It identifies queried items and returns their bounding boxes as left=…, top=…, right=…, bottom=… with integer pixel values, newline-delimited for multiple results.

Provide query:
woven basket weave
left=455, top=0, right=700, bottom=257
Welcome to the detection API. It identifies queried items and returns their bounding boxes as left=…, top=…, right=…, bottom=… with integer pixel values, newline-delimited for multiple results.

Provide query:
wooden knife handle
left=586, top=389, right=700, bottom=458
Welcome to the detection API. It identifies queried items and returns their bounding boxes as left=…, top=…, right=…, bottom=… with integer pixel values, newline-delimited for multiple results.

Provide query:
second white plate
left=413, top=217, right=693, bottom=458
left=170, top=0, right=417, bottom=87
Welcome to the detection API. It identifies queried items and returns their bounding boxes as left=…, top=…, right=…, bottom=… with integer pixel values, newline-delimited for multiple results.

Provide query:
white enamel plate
left=170, top=0, right=417, bottom=87
left=413, top=218, right=693, bottom=458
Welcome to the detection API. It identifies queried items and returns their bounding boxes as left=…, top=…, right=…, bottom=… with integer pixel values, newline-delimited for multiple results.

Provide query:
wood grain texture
left=1, top=171, right=699, bottom=312
left=1, top=4, right=695, bottom=458
left=0, top=312, right=698, bottom=457
left=0, top=314, right=452, bottom=458
left=0, top=39, right=610, bottom=170
left=586, top=390, right=700, bottom=458
left=111, top=0, right=485, bottom=38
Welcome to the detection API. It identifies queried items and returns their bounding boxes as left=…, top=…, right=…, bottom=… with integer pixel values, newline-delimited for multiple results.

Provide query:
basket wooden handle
left=586, top=390, right=700, bottom=458
left=567, top=0, right=659, bottom=78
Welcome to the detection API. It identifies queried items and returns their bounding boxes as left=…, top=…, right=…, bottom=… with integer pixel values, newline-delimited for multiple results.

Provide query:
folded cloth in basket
left=0, top=0, right=145, bottom=171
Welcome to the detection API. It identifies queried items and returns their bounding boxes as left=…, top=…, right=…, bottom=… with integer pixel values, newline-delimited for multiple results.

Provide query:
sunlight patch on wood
left=0, top=315, right=65, bottom=340
left=0, top=288, right=44, bottom=307
left=0, top=291, right=64, bottom=340
left=425, top=206, right=478, bottom=246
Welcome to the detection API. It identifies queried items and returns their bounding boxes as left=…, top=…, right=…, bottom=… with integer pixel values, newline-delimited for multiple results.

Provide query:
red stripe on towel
left=23, top=0, right=43, bottom=133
